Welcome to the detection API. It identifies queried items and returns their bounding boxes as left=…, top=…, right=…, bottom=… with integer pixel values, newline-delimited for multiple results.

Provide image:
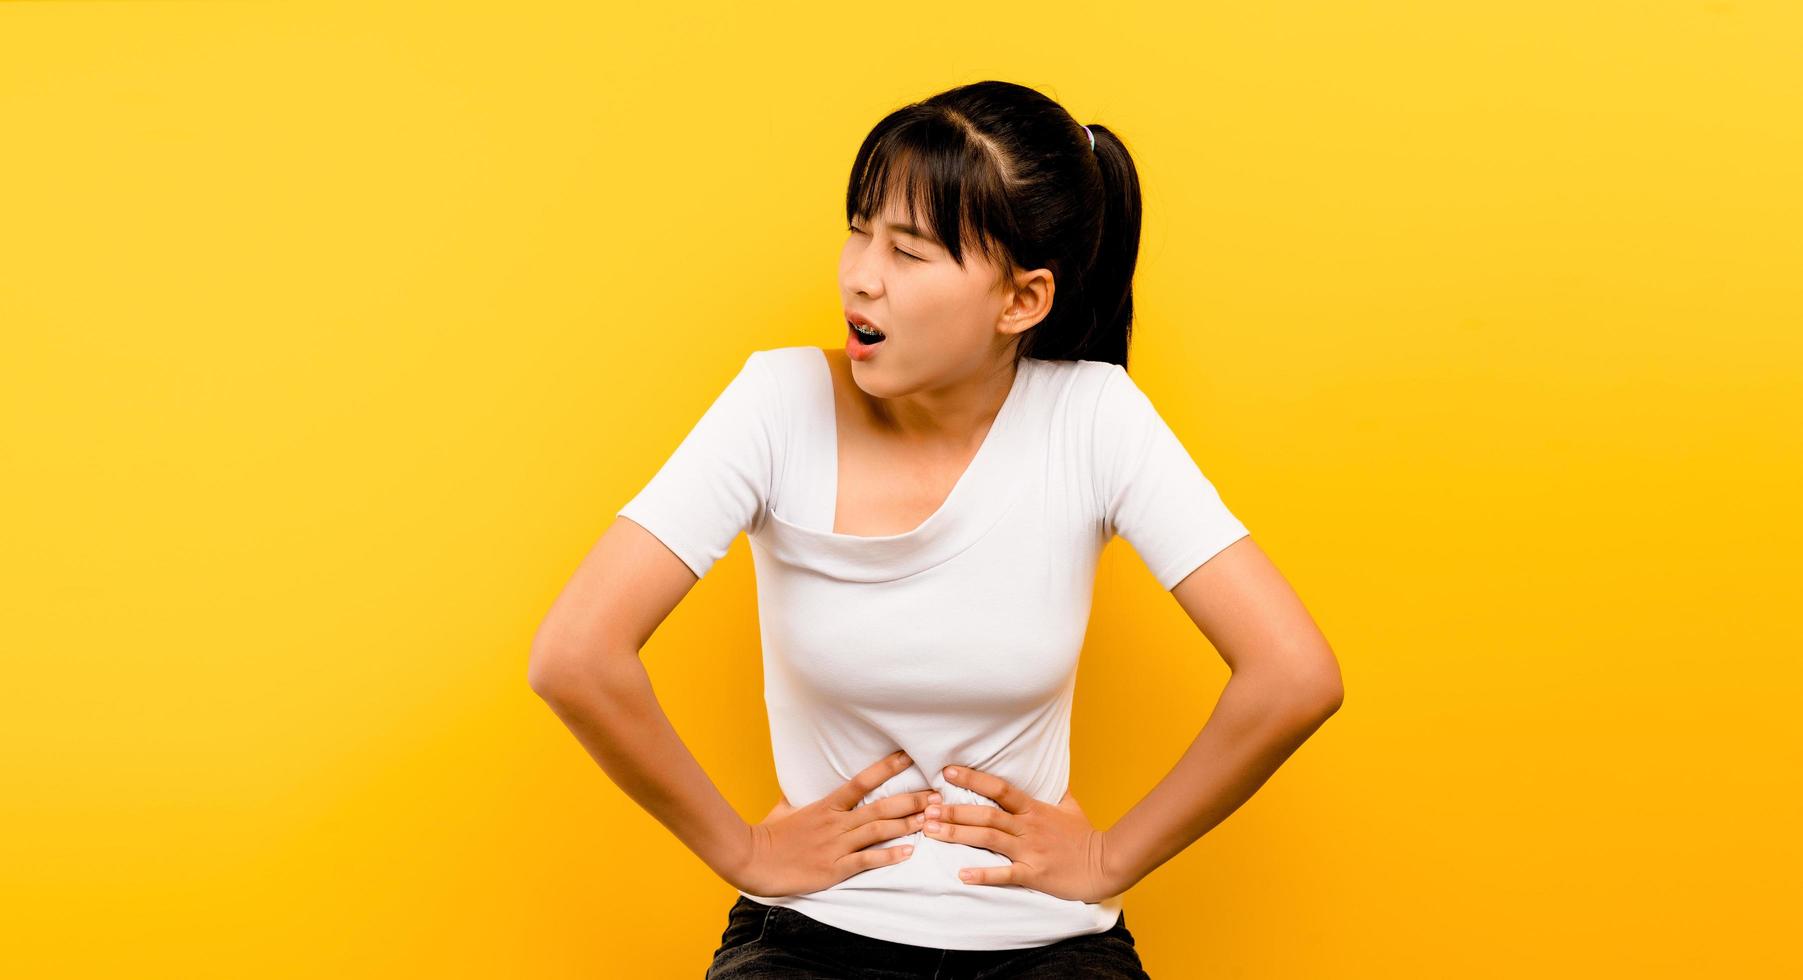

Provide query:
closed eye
left=848, top=224, right=924, bottom=261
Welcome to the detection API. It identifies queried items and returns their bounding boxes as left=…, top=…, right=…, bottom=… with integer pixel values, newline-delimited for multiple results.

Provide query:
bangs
left=845, top=119, right=1018, bottom=284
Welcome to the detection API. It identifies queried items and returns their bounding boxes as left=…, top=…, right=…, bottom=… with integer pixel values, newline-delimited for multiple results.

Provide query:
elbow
left=528, top=638, right=642, bottom=704
left=1307, top=675, right=1344, bottom=718
left=1272, top=678, right=1341, bottom=728
left=1251, top=653, right=1343, bottom=721
left=527, top=644, right=582, bottom=701
left=1294, top=659, right=1344, bottom=720
left=526, top=614, right=595, bottom=699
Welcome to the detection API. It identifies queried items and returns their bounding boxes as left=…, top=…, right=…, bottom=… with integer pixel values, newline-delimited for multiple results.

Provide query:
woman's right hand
left=728, top=750, right=937, bottom=899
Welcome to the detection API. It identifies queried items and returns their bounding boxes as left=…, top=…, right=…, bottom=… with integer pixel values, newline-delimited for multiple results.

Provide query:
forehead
left=857, top=200, right=940, bottom=242
left=875, top=218, right=933, bottom=241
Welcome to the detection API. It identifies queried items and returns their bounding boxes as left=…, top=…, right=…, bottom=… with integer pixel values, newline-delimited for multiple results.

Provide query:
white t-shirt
left=617, top=345, right=1249, bottom=950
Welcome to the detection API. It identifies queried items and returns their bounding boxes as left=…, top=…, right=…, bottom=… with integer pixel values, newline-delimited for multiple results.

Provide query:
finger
left=923, top=820, right=1016, bottom=856
left=855, top=791, right=934, bottom=823
left=840, top=842, right=915, bottom=876
left=830, top=751, right=912, bottom=811
left=846, top=812, right=928, bottom=850
left=957, top=862, right=1023, bottom=886
left=934, top=803, right=1017, bottom=834
left=943, top=766, right=1028, bottom=815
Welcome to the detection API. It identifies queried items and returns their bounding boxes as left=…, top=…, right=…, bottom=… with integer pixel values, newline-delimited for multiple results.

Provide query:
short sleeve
left=616, top=350, right=781, bottom=580
left=1093, top=363, right=1249, bottom=590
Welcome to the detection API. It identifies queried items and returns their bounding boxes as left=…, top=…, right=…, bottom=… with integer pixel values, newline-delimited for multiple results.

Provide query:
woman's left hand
left=922, top=766, right=1120, bottom=904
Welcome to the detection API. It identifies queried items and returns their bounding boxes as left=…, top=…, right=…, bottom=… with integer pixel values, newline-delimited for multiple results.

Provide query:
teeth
left=851, top=321, right=884, bottom=338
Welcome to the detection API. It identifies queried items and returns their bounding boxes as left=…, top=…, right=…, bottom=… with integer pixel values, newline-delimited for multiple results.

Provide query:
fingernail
left=901, top=846, right=914, bottom=856
left=945, top=767, right=959, bottom=778
left=926, top=820, right=942, bottom=832
left=926, top=806, right=940, bottom=818
left=928, top=793, right=942, bottom=804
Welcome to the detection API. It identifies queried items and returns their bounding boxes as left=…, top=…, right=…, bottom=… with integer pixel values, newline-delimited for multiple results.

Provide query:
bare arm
left=528, top=515, right=753, bottom=888
left=1101, top=535, right=1345, bottom=893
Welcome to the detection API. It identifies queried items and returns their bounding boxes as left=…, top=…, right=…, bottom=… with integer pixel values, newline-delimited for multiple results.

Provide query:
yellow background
left=3, top=1, right=1797, bottom=976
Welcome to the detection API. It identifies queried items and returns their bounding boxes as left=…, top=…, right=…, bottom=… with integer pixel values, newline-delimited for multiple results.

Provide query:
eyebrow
left=855, top=217, right=936, bottom=243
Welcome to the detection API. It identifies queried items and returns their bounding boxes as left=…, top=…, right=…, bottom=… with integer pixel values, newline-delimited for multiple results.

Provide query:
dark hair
left=844, top=80, right=1143, bottom=369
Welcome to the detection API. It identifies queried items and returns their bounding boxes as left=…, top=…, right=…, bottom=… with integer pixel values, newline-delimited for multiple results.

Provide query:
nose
left=841, top=243, right=883, bottom=300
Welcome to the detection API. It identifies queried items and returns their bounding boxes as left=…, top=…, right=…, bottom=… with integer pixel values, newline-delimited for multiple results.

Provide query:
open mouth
left=849, top=320, right=886, bottom=345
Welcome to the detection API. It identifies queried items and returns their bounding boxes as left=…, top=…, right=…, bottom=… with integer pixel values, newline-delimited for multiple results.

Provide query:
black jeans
left=704, top=895, right=1153, bottom=979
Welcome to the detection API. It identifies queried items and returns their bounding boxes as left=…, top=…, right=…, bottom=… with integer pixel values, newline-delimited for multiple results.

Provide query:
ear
left=999, top=267, right=1055, bottom=337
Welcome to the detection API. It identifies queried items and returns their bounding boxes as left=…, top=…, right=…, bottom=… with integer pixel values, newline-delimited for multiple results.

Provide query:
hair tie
left=1084, top=125, right=1095, bottom=152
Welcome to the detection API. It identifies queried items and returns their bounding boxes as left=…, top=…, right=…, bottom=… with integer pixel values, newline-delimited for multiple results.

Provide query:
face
left=839, top=200, right=1053, bottom=395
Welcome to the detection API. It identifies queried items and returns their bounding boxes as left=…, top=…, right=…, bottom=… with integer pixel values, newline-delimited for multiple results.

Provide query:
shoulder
left=1081, top=360, right=1160, bottom=427
left=1020, top=356, right=1129, bottom=426
left=735, top=346, right=830, bottom=421
left=746, top=345, right=826, bottom=381
left=1030, top=355, right=1121, bottom=390
left=696, top=346, right=815, bottom=408
left=708, top=345, right=854, bottom=452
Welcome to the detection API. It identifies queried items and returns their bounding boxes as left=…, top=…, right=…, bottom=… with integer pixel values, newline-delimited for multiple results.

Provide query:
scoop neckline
left=824, top=347, right=1025, bottom=539
left=756, top=348, right=1035, bottom=582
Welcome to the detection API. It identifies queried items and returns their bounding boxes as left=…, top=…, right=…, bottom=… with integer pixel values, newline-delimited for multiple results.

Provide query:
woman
left=529, top=80, right=1343, bottom=978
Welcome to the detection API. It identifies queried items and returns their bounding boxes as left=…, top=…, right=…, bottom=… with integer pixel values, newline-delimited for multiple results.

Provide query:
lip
left=846, top=322, right=884, bottom=361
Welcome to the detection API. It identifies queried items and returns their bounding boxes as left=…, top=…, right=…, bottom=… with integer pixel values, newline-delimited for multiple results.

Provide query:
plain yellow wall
left=3, top=1, right=1797, bottom=977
